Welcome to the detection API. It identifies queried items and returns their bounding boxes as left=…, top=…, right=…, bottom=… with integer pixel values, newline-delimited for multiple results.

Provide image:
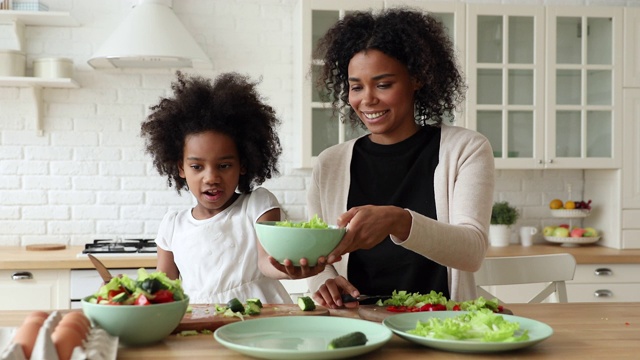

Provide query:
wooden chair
left=474, top=253, right=577, bottom=303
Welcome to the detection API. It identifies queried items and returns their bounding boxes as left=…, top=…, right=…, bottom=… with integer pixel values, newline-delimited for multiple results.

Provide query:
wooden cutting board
left=358, top=304, right=514, bottom=323
left=173, top=303, right=330, bottom=333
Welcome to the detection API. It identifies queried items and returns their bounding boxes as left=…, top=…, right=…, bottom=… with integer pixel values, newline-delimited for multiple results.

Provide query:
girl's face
left=179, top=131, right=244, bottom=220
left=347, top=49, right=421, bottom=144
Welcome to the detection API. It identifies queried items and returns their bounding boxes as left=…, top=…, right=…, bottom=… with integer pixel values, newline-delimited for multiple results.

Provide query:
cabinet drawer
left=567, top=283, right=640, bottom=302
left=572, top=264, right=640, bottom=284
left=0, top=269, right=70, bottom=310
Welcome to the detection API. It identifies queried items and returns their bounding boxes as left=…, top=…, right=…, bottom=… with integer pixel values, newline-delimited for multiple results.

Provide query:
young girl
left=140, top=72, right=308, bottom=304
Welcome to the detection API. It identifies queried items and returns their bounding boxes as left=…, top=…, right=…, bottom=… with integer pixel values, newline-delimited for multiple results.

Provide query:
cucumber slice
left=246, top=298, right=263, bottom=308
left=227, top=298, right=244, bottom=313
left=244, top=302, right=261, bottom=315
left=297, top=296, right=316, bottom=311
left=328, top=331, right=368, bottom=349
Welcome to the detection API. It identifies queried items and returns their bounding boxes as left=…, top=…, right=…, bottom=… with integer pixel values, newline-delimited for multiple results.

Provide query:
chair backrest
left=474, top=253, right=577, bottom=303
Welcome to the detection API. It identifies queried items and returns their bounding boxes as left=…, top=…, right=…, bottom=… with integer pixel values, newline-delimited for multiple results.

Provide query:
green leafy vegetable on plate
left=407, top=308, right=529, bottom=342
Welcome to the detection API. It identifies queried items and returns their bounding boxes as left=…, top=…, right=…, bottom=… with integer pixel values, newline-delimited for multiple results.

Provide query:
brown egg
left=52, top=326, right=84, bottom=360
left=25, top=311, right=50, bottom=322
left=55, top=321, right=88, bottom=341
left=22, top=316, right=45, bottom=327
left=12, top=320, right=42, bottom=359
left=59, top=312, right=91, bottom=334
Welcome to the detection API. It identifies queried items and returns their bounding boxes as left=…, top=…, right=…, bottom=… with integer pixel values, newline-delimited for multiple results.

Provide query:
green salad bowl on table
left=255, top=220, right=346, bottom=266
left=81, top=296, right=189, bottom=346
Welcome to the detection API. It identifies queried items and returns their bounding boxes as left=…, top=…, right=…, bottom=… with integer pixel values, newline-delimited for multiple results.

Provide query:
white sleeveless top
left=155, top=187, right=292, bottom=304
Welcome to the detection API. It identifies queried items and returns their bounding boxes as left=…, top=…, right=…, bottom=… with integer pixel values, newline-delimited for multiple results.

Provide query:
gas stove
left=76, top=238, right=157, bottom=258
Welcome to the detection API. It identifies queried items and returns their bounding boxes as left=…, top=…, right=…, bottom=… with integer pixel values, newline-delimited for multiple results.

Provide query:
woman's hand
left=327, top=205, right=412, bottom=263
left=268, top=256, right=327, bottom=279
left=312, top=276, right=360, bottom=309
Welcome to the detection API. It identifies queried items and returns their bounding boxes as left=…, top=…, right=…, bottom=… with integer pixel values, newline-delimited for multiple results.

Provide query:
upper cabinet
left=467, top=5, right=623, bottom=169
left=545, top=6, right=623, bottom=169
left=466, top=5, right=545, bottom=169
left=294, top=0, right=465, bottom=168
left=624, top=7, right=640, bottom=88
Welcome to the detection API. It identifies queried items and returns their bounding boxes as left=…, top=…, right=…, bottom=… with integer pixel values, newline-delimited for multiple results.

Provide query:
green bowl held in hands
left=255, top=221, right=346, bottom=266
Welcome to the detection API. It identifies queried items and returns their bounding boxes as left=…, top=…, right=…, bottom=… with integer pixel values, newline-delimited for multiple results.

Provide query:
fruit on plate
left=574, top=200, right=592, bottom=210
left=543, top=226, right=556, bottom=237
left=558, top=224, right=570, bottom=229
left=583, top=227, right=598, bottom=237
left=552, top=227, right=570, bottom=238
left=564, top=201, right=576, bottom=209
left=570, top=228, right=586, bottom=238
left=549, top=199, right=563, bottom=209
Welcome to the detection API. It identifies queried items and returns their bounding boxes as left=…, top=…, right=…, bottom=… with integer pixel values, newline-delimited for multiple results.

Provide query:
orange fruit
left=565, top=201, right=576, bottom=210
left=549, top=199, right=563, bottom=209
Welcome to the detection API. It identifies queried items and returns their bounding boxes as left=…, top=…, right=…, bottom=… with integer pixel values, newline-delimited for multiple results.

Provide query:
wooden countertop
left=485, top=243, right=640, bottom=264
left=1, top=243, right=639, bottom=270
left=1, top=302, right=638, bottom=359
left=0, top=246, right=157, bottom=270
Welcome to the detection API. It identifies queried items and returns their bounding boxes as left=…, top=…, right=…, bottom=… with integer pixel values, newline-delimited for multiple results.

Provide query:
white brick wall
left=0, top=0, right=634, bottom=246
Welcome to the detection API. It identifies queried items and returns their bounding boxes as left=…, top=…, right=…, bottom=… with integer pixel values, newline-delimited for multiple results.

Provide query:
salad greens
left=275, top=214, right=329, bottom=229
left=377, top=290, right=502, bottom=313
left=86, top=268, right=186, bottom=305
left=407, top=308, right=529, bottom=342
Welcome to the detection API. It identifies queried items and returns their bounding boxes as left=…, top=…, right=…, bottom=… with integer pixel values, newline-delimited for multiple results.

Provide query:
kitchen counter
left=1, top=302, right=638, bottom=359
left=0, top=246, right=157, bottom=270
left=486, top=243, right=640, bottom=264
left=2, top=243, right=639, bottom=271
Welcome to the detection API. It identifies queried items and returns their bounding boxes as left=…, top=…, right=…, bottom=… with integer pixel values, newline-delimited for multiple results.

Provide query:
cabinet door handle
left=594, top=268, right=613, bottom=276
left=11, top=271, right=33, bottom=280
left=548, top=159, right=554, bottom=164
left=594, top=289, right=613, bottom=298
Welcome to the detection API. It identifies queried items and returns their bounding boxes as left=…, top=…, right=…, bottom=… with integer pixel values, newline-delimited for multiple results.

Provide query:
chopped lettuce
left=407, top=308, right=529, bottom=342
left=86, top=268, right=185, bottom=305
left=376, top=290, right=501, bottom=313
left=275, top=214, right=329, bottom=229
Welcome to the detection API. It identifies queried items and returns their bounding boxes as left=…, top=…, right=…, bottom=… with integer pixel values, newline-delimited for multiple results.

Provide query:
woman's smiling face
left=347, top=49, right=421, bottom=144
left=179, top=131, right=244, bottom=219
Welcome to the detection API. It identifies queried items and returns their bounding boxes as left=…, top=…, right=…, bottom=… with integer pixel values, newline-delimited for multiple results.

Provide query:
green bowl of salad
left=81, top=269, right=189, bottom=346
left=255, top=215, right=346, bottom=266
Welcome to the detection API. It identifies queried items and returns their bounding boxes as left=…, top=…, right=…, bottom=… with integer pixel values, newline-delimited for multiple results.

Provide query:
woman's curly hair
left=314, top=7, right=466, bottom=128
left=140, top=71, right=282, bottom=194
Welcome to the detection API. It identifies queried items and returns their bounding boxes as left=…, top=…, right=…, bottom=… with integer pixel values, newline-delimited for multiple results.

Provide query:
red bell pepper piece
left=152, top=289, right=174, bottom=304
left=134, top=294, right=151, bottom=306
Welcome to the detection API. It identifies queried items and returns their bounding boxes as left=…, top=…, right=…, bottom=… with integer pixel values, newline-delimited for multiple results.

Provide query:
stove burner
left=82, top=238, right=157, bottom=254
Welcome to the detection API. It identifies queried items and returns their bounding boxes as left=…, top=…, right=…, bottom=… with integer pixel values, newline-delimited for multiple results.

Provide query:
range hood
left=88, top=0, right=212, bottom=69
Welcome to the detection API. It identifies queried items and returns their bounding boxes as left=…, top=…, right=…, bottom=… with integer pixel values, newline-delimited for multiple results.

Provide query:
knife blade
left=88, top=254, right=113, bottom=283
left=341, top=294, right=389, bottom=303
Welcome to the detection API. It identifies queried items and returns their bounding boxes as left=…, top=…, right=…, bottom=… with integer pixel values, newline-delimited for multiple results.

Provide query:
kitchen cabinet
left=0, top=10, right=80, bottom=136
left=566, top=264, right=640, bottom=302
left=623, top=7, right=640, bottom=87
left=293, top=0, right=464, bottom=168
left=622, top=89, right=640, bottom=248
left=468, top=5, right=623, bottom=169
left=0, top=269, right=70, bottom=310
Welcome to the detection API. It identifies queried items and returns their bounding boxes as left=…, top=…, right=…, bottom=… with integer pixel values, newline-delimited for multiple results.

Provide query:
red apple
left=570, top=228, right=586, bottom=238
left=559, top=224, right=570, bottom=229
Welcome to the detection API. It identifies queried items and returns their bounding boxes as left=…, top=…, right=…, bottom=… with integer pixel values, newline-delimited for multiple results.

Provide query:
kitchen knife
left=341, top=294, right=389, bottom=303
left=87, top=254, right=113, bottom=283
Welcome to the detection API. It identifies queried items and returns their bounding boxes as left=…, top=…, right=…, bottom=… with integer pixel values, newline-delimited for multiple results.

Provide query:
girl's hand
left=268, top=256, right=327, bottom=279
left=312, top=276, right=360, bottom=309
left=327, top=205, right=411, bottom=263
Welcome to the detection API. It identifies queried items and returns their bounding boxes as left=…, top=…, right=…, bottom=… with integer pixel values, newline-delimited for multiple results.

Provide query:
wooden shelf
left=0, top=10, right=78, bottom=27
left=0, top=76, right=79, bottom=88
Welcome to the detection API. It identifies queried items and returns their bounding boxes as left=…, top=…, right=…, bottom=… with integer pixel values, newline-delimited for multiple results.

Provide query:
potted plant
left=489, top=201, right=520, bottom=247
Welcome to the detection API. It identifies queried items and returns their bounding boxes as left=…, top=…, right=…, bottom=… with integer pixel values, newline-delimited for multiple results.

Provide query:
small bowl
left=255, top=221, right=346, bottom=266
left=81, top=296, right=189, bottom=346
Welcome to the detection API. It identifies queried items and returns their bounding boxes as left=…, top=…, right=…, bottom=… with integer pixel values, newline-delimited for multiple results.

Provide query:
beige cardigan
left=306, top=124, right=495, bottom=301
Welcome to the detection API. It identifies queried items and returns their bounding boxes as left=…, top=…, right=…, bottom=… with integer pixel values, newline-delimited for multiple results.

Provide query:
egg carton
left=0, top=311, right=117, bottom=360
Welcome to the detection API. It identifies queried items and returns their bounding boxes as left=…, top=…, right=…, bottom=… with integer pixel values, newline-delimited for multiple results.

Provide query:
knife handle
left=341, top=294, right=358, bottom=303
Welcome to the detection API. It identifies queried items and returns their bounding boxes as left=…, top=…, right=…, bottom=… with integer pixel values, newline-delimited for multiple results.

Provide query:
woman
left=305, top=8, right=495, bottom=308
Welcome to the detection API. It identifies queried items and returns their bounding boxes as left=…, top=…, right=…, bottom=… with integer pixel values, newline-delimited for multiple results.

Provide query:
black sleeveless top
left=346, top=126, right=449, bottom=301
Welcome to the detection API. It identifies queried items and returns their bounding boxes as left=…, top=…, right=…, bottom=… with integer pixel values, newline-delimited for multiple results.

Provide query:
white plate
left=544, top=235, right=600, bottom=247
left=214, top=316, right=392, bottom=360
left=382, top=311, right=553, bottom=353
left=550, top=209, right=590, bottom=218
